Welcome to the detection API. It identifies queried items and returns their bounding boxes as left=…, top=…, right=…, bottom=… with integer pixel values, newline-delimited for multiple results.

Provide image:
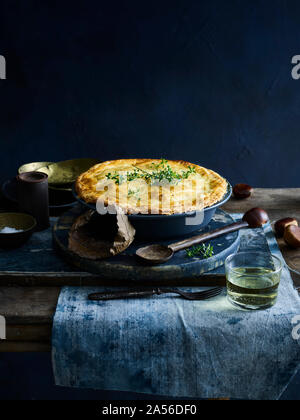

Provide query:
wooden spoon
left=136, top=208, right=269, bottom=265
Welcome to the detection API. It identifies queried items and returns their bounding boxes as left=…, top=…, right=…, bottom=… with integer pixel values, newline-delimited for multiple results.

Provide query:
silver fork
left=88, top=287, right=223, bottom=301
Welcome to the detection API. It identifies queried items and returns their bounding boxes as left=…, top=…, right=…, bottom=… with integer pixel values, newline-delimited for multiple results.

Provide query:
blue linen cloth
left=52, top=215, right=300, bottom=400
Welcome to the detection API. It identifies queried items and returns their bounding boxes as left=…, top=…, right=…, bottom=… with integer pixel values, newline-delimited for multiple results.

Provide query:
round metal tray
left=53, top=207, right=240, bottom=281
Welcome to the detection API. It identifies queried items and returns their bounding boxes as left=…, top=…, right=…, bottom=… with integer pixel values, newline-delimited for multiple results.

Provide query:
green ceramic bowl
left=0, top=213, right=37, bottom=248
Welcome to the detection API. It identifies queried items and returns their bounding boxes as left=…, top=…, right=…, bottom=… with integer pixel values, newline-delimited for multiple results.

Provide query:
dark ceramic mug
left=16, top=171, right=50, bottom=231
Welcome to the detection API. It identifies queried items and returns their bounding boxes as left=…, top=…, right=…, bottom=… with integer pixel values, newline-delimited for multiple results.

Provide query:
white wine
left=226, top=267, right=280, bottom=310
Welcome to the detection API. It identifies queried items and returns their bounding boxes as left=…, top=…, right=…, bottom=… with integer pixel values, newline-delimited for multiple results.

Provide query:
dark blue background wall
left=0, top=0, right=300, bottom=187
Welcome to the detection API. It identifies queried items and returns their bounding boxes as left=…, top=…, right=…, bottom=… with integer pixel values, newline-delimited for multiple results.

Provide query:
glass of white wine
left=225, top=252, right=283, bottom=310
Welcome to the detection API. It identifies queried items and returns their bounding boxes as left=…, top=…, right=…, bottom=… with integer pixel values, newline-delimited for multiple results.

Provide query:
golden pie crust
left=75, top=159, right=228, bottom=215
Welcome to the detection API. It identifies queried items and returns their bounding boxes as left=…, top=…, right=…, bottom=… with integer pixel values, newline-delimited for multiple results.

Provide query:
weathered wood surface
left=0, top=188, right=300, bottom=352
left=0, top=287, right=60, bottom=325
left=0, top=341, right=51, bottom=352
left=223, top=189, right=300, bottom=213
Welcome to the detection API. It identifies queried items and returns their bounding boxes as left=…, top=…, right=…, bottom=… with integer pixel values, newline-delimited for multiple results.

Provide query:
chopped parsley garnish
left=185, top=243, right=214, bottom=259
left=128, top=188, right=141, bottom=201
left=106, top=159, right=196, bottom=185
left=105, top=172, right=126, bottom=185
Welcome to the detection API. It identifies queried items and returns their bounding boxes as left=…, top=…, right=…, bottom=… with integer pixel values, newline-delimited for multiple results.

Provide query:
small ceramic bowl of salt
left=0, top=213, right=37, bottom=248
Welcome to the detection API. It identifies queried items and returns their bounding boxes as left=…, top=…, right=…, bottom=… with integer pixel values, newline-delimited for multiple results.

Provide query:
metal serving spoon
left=136, top=208, right=269, bottom=265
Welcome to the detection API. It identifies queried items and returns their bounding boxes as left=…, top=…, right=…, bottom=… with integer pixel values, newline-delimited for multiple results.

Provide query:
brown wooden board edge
left=0, top=341, right=50, bottom=352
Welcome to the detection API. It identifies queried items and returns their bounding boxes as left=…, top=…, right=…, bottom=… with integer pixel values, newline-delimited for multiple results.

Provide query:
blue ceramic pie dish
left=72, top=182, right=232, bottom=240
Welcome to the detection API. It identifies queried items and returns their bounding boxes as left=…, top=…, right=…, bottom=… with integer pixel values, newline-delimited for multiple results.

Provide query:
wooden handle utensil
left=136, top=208, right=269, bottom=265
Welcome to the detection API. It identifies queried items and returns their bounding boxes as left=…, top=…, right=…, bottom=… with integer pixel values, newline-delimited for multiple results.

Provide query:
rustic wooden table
left=0, top=188, right=300, bottom=352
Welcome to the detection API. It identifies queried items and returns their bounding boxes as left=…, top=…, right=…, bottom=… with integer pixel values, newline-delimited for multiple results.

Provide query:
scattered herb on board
left=106, top=159, right=196, bottom=185
left=185, top=243, right=214, bottom=259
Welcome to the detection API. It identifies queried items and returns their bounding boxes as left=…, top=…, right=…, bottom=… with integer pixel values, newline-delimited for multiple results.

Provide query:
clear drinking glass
left=225, top=252, right=283, bottom=310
